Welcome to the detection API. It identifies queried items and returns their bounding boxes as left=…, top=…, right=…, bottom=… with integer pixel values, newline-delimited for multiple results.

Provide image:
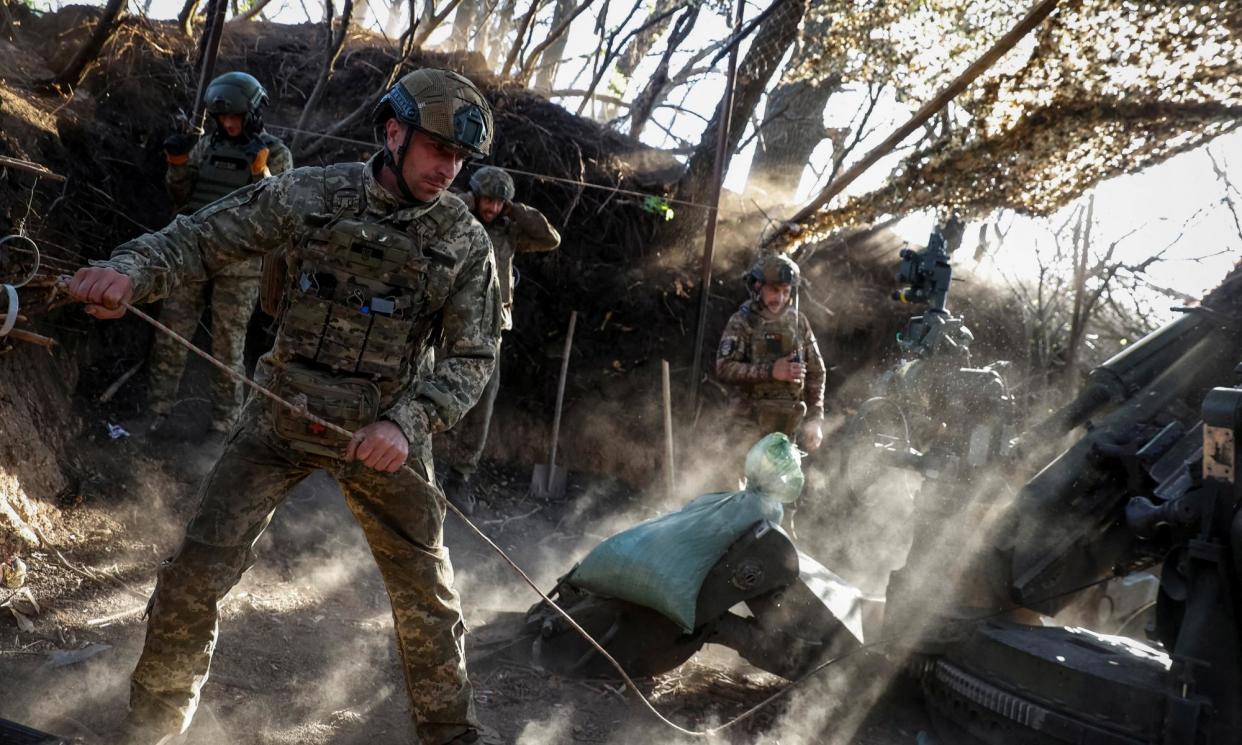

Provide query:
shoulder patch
left=718, top=337, right=737, bottom=357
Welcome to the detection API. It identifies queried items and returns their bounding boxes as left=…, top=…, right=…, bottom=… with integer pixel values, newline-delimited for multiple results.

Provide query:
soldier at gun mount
left=441, top=165, right=561, bottom=514
left=716, top=254, right=826, bottom=454
left=150, top=71, right=293, bottom=439
left=67, top=68, right=502, bottom=745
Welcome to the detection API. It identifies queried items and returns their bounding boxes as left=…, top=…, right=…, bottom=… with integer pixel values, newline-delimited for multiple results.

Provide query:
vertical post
left=191, top=0, right=230, bottom=133
left=661, top=359, right=675, bottom=498
left=547, top=310, right=577, bottom=490
left=687, top=0, right=745, bottom=416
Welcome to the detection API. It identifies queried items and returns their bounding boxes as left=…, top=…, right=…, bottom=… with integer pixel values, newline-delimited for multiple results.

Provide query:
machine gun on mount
left=829, top=229, right=1018, bottom=510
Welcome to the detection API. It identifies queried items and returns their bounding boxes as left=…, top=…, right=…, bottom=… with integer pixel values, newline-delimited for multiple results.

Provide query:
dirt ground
left=0, top=403, right=933, bottom=745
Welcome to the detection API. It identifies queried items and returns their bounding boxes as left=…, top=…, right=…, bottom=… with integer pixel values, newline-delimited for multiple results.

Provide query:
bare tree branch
left=294, top=0, right=356, bottom=149
left=517, top=0, right=599, bottom=86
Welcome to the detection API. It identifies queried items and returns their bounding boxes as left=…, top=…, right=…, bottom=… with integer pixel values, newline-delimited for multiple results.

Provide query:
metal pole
left=191, top=0, right=230, bottom=133
left=687, top=0, right=745, bottom=414
left=661, top=359, right=676, bottom=498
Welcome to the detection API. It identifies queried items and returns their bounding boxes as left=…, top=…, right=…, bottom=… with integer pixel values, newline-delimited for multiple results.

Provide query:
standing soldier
left=441, top=165, right=560, bottom=514
left=716, top=254, right=826, bottom=455
left=149, top=71, right=293, bottom=439
left=68, top=68, right=501, bottom=745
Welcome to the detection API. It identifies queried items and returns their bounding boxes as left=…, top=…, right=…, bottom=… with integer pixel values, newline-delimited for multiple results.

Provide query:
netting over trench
left=799, top=0, right=1242, bottom=238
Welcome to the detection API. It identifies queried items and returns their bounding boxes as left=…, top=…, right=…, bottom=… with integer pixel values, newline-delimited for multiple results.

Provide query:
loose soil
left=0, top=430, right=932, bottom=745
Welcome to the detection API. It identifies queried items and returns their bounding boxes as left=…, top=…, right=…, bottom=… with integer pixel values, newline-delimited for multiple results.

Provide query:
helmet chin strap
left=383, top=125, right=419, bottom=203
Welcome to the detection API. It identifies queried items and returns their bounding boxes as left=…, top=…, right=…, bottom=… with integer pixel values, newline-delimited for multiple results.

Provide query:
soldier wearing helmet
left=68, top=69, right=502, bottom=745
left=150, top=71, right=294, bottom=441
left=716, top=253, right=826, bottom=454
left=441, top=165, right=560, bottom=514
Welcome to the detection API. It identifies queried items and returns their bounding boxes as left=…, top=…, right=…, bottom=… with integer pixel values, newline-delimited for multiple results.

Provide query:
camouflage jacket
left=166, top=131, right=293, bottom=279
left=715, top=300, right=826, bottom=420
left=461, top=192, right=560, bottom=330
left=96, top=155, right=502, bottom=447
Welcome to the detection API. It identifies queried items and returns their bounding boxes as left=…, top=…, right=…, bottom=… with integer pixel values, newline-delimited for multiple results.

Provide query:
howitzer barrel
left=1011, top=331, right=1237, bottom=611
left=1030, top=312, right=1213, bottom=440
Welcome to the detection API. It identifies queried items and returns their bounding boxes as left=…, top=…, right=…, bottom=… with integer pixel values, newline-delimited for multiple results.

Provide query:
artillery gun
left=881, top=255, right=1242, bottom=743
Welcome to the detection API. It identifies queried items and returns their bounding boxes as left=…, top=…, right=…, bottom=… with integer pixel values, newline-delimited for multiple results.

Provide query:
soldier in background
left=441, top=165, right=560, bottom=514
left=716, top=254, right=826, bottom=455
left=148, top=71, right=293, bottom=440
left=69, top=68, right=501, bottom=745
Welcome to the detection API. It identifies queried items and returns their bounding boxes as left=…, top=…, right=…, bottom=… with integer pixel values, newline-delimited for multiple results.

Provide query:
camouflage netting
left=795, top=0, right=1242, bottom=238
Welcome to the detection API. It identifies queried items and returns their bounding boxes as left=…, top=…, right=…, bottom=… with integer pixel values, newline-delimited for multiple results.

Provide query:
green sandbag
left=568, top=434, right=804, bottom=631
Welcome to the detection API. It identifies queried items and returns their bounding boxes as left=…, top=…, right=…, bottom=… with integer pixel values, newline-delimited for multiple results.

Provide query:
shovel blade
left=530, top=464, right=568, bottom=500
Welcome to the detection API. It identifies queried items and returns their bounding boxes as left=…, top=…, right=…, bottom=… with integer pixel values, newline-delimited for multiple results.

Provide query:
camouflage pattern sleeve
left=508, top=202, right=560, bottom=253
left=164, top=137, right=209, bottom=210
left=800, top=312, right=826, bottom=419
left=93, top=168, right=313, bottom=303
left=716, top=307, right=772, bottom=384
left=383, top=221, right=502, bottom=443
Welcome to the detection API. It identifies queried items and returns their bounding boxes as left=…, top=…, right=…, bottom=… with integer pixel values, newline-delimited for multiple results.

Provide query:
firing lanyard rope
left=106, top=297, right=1128, bottom=737
left=264, top=122, right=716, bottom=212
left=36, top=256, right=1124, bottom=736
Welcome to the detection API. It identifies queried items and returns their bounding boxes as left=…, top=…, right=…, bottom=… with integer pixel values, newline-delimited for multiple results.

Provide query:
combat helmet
left=746, top=253, right=800, bottom=290
left=203, top=72, right=268, bottom=137
left=469, top=166, right=515, bottom=202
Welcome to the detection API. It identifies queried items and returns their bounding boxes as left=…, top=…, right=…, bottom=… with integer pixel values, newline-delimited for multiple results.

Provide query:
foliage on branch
left=795, top=0, right=1242, bottom=237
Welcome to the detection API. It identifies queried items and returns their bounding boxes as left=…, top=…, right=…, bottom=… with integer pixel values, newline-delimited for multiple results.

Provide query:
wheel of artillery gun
left=922, top=622, right=1179, bottom=745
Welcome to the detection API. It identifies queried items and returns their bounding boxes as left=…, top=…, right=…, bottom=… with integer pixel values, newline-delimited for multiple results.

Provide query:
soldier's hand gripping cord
left=244, top=139, right=271, bottom=177
left=344, top=420, right=410, bottom=473
left=772, top=354, right=805, bottom=384
left=67, top=266, right=133, bottom=320
left=163, top=133, right=198, bottom=165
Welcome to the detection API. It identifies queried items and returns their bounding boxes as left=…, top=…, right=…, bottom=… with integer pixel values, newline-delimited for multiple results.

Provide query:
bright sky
left=46, top=0, right=1242, bottom=316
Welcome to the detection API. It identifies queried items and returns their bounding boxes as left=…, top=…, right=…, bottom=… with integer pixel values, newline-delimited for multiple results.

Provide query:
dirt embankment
left=0, top=5, right=1054, bottom=554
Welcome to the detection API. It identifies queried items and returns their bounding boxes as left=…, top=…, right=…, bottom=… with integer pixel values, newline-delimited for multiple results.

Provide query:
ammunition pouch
left=271, top=363, right=381, bottom=458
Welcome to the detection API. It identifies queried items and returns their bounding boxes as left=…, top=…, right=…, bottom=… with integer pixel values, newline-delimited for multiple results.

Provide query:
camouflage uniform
left=716, top=298, right=826, bottom=450
left=149, top=133, right=293, bottom=432
left=446, top=183, right=559, bottom=481
left=93, top=154, right=501, bottom=744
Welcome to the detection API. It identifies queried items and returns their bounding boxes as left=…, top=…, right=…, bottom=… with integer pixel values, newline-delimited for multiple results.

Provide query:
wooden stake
left=662, top=359, right=676, bottom=499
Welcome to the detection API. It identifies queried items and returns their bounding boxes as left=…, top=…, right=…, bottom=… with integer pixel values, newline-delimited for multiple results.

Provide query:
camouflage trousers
left=147, top=262, right=260, bottom=432
left=129, top=400, right=478, bottom=744
left=732, top=398, right=807, bottom=457
left=445, top=356, right=500, bottom=480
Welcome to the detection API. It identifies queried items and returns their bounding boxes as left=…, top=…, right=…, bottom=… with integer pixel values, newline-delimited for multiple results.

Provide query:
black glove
left=243, top=138, right=271, bottom=176
left=163, top=133, right=198, bottom=157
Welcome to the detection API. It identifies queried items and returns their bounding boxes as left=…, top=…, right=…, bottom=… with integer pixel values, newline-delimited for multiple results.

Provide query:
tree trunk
left=450, top=0, right=480, bottom=49
left=655, top=0, right=807, bottom=252
left=177, top=0, right=200, bottom=35
left=384, top=0, right=407, bottom=39
left=744, top=15, right=837, bottom=207
left=294, top=0, right=356, bottom=148
left=613, top=0, right=677, bottom=82
left=49, top=0, right=126, bottom=88
left=486, top=0, right=517, bottom=68
left=531, top=0, right=575, bottom=94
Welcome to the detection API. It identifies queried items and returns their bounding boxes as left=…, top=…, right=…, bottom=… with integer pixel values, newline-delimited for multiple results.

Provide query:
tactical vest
left=745, top=308, right=804, bottom=402
left=280, top=215, right=446, bottom=381
left=185, top=140, right=255, bottom=212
